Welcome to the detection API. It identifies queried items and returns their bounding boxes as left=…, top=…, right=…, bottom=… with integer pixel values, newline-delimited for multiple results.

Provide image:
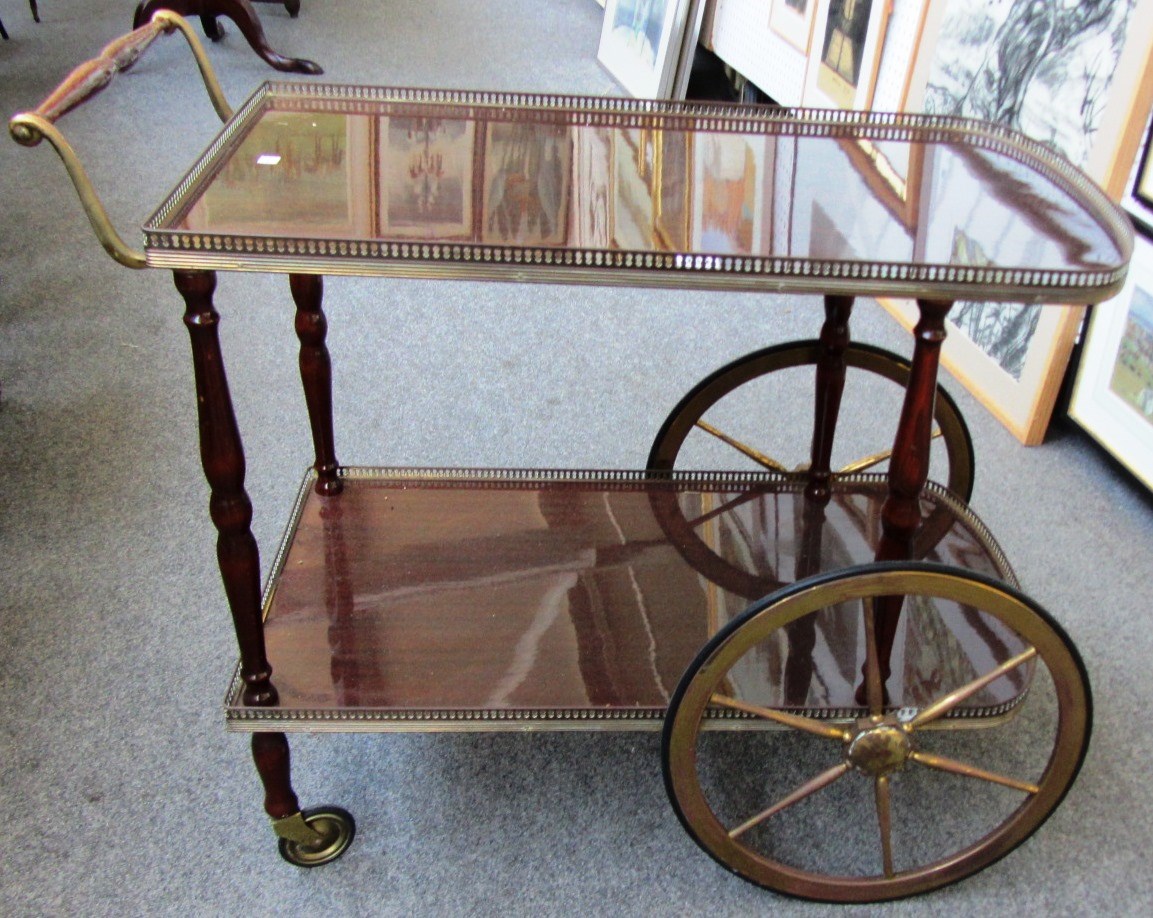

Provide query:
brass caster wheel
left=663, top=562, right=1091, bottom=903
left=648, top=341, right=975, bottom=501
left=277, top=806, right=357, bottom=867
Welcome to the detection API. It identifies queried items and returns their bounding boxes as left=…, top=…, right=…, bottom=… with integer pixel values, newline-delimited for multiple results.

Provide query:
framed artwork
left=481, top=122, right=572, bottom=246
left=885, top=0, right=1143, bottom=444
left=671, top=0, right=710, bottom=99
left=378, top=117, right=477, bottom=240
left=1129, top=116, right=1153, bottom=234
left=598, top=0, right=695, bottom=98
left=803, top=0, right=893, bottom=110
left=1069, top=234, right=1153, bottom=489
left=769, top=0, right=818, bottom=55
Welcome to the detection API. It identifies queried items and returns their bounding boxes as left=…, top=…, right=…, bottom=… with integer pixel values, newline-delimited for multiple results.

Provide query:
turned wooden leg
left=879, top=299, right=952, bottom=557
left=175, top=269, right=276, bottom=708
left=806, top=294, right=855, bottom=503
left=252, top=732, right=301, bottom=820
left=866, top=299, right=954, bottom=696
left=290, top=274, right=342, bottom=496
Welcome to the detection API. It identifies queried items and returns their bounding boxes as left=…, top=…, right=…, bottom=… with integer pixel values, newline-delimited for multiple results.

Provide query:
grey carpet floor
left=2, top=1, right=1152, bottom=914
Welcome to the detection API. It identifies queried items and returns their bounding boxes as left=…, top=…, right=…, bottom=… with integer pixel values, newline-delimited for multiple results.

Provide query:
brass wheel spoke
left=910, top=750, right=1040, bottom=794
left=908, top=646, right=1037, bottom=730
left=686, top=490, right=766, bottom=529
left=875, top=775, right=895, bottom=878
left=694, top=419, right=788, bottom=472
left=729, top=762, right=851, bottom=840
left=838, top=426, right=943, bottom=475
left=862, top=598, right=885, bottom=717
left=711, top=694, right=850, bottom=741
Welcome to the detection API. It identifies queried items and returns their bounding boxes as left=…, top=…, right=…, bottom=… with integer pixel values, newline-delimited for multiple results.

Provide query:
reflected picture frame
left=1070, top=233, right=1153, bottom=490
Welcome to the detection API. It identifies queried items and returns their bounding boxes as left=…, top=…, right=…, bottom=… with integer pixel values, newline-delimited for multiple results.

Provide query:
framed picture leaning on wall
left=597, top=0, right=695, bottom=98
left=1070, top=233, right=1153, bottom=489
left=769, top=0, right=819, bottom=55
left=802, top=0, right=893, bottom=109
left=884, top=0, right=1147, bottom=445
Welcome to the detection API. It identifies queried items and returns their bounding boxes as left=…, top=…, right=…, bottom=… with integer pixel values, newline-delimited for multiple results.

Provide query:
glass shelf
left=147, top=83, right=1132, bottom=303
left=225, top=468, right=1024, bottom=733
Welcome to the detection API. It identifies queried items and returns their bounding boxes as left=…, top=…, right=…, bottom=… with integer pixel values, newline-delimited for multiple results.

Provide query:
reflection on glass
left=171, top=99, right=1124, bottom=279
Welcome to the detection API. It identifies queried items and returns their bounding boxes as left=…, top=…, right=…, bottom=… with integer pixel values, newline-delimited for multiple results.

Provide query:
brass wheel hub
left=846, top=720, right=912, bottom=776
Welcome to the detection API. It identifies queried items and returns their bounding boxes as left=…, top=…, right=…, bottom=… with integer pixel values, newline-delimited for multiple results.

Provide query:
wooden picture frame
left=1129, top=116, right=1153, bottom=235
left=769, top=0, right=818, bottom=55
left=884, top=0, right=1150, bottom=444
left=1070, top=234, right=1153, bottom=490
left=597, top=0, right=695, bottom=99
left=803, top=0, right=892, bottom=110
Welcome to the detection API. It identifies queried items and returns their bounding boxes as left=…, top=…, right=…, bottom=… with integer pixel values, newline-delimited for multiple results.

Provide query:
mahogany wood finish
left=290, top=274, right=341, bottom=495
left=252, top=732, right=301, bottom=820
left=807, top=294, right=855, bottom=503
left=175, top=269, right=277, bottom=708
left=132, top=0, right=321, bottom=74
left=880, top=299, right=954, bottom=558
left=230, top=473, right=1016, bottom=724
left=28, top=19, right=170, bottom=124
left=869, top=299, right=955, bottom=691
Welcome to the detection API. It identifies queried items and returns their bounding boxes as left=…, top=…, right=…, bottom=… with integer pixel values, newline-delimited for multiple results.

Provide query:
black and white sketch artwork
left=924, top=0, right=1135, bottom=379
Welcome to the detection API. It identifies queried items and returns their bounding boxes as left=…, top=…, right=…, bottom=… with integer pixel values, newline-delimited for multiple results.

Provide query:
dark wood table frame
left=133, top=0, right=321, bottom=73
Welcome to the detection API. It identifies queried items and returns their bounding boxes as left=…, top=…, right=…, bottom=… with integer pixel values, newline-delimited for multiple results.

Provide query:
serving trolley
left=10, top=14, right=1132, bottom=903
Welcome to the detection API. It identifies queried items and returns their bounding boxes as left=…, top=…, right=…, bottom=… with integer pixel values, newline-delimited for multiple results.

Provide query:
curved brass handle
left=8, top=11, right=232, bottom=270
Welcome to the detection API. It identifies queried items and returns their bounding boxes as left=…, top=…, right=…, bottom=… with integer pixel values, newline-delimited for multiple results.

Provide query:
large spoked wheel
left=278, top=806, right=357, bottom=867
left=647, top=342, right=975, bottom=501
left=663, top=562, right=1091, bottom=903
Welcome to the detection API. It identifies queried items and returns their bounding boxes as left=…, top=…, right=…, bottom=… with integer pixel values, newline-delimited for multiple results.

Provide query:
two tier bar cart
left=10, top=14, right=1132, bottom=903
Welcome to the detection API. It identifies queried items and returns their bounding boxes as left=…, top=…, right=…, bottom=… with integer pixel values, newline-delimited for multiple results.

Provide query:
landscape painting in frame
left=481, top=122, right=572, bottom=247
left=1071, top=235, right=1153, bottom=490
left=885, top=0, right=1138, bottom=443
left=598, top=0, right=692, bottom=98
left=769, top=0, right=817, bottom=54
left=183, top=112, right=372, bottom=236
left=378, top=117, right=476, bottom=239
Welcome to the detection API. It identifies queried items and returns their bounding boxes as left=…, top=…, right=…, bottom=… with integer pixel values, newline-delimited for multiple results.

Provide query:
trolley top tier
left=145, top=83, right=1132, bottom=303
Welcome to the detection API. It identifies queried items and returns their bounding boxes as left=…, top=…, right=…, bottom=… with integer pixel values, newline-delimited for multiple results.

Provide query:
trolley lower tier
left=225, top=469, right=1091, bottom=900
left=227, top=467, right=1021, bottom=732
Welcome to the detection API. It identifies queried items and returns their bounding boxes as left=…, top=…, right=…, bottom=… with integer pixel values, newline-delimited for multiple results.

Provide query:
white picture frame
left=1070, top=233, right=1153, bottom=490
left=598, top=0, right=695, bottom=98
